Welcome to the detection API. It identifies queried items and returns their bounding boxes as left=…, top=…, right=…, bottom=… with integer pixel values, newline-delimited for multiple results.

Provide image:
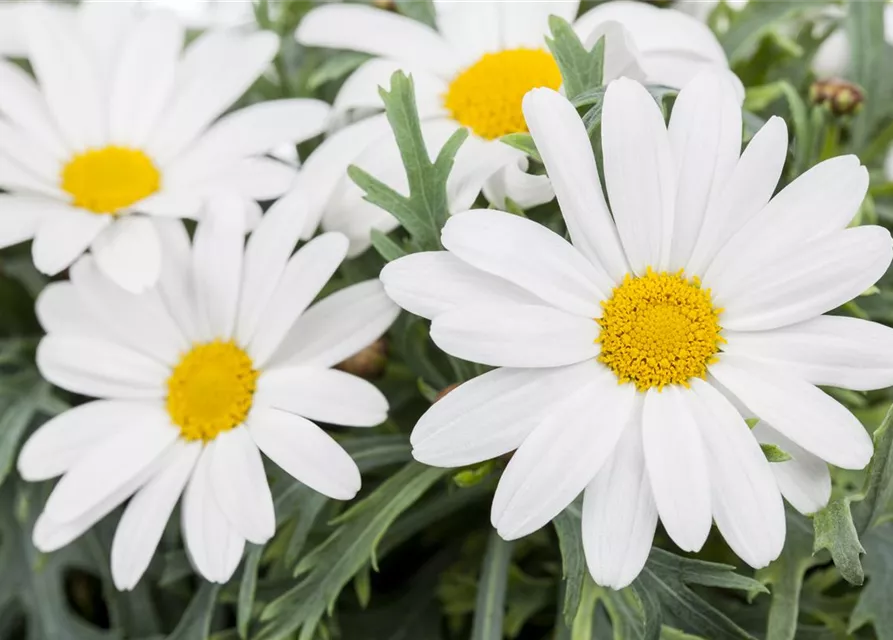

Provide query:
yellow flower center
left=443, top=48, right=562, bottom=140
left=60, top=146, right=161, bottom=214
left=597, top=269, right=724, bottom=392
left=167, top=341, right=259, bottom=442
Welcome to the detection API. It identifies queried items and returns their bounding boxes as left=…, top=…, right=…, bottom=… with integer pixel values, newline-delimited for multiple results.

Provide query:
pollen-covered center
left=167, top=340, right=259, bottom=442
left=444, top=48, right=562, bottom=140
left=597, top=269, right=724, bottom=391
left=60, top=146, right=161, bottom=214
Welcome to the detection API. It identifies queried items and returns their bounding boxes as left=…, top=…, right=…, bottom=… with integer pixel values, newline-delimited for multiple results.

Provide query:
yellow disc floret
left=167, top=340, right=259, bottom=442
left=597, top=269, right=724, bottom=391
left=61, top=146, right=161, bottom=214
left=444, top=48, right=562, bottom=140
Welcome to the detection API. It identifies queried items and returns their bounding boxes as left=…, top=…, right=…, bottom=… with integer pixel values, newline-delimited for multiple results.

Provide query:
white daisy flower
left=17, top=194, right=400, bottom=590
left=0, top=3, right=331, bottom=292
left=293, top=0, right=734, bottom=253
left=380, top=72, right=893, bottom=588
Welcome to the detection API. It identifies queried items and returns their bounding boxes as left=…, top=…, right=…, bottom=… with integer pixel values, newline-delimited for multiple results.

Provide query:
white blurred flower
left=18, top=195, right=399, bottom=590
left=0, top=3, right=330, bottom=292
left=381, top=73, right=891, bottom=588
left=812, top=2, right=892, bottom=78
left=140, top=0, right=258, bottom=29
left=293, top=0, right=736, bottom=255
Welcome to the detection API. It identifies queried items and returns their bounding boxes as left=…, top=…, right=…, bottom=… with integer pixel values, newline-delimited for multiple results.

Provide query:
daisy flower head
left=294, top=0, right=735, bottom=253
left=381, top=71, right=893, bottom=588
left=0, top=3, right=332, bottom=292
left=17, top=194, right=400, bottom=590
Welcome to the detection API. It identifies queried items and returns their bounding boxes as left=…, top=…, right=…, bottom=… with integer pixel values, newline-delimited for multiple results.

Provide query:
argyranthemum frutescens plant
left=5, top=1, right=893, bottom=639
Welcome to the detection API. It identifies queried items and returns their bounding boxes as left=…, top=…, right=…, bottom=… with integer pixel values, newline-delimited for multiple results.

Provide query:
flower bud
left=336, top=338, right=388, bottom=379
left=809, top=78, right=865, bottom=117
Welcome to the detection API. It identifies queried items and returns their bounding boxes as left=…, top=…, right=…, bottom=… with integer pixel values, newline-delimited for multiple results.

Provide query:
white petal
left=147, top=30, right=279, bottom=162
left=167, top=99, right=330, bottom=187
left=235, top=188, right=309, bottom=345
left=582, top=412, right=657, bottom=589
left=23, top=4, right=105, bottom=149
left=69, top=256, right=187, bottom=365
left=642, top=386, right=711, bottom=552
left=37, top=335, right=168, bottom=399
left=0, top=117, right=62, bottom=181
left=523, top=88, right=628, bottom=284
left=431, top=303, right=599, bottom=368
left=582, top=20, right=647, bottom=83
left=77, top=2, right=138, bottom=85
left=0, top=56, right=68, bottom=159
left=295, top=5, right=457, bottom=76
left=33, top=460, right=155, bottom=554
left=204, top=157, right=297, bottom=202
left=208, top=426, right=275, bottom=544
left=666, top=70, right=741, bottom=271
left=248, top=407, right=361, bottom=500
left=333, top=59, right=448, bottom=116
left=294, top=115, right=392, bottom=239
left=154, top=218, right=201, bottom=342
left=711, top=226, right=893, bottom=331
left=18, top=400, right=154, bottom=481
left=256, top=367, right=387, bottom=427
left=691, top=379, right=784, bottom=568
left=90, top=216, right=163, bottom=294
left=273, top=280, right=399, bottom=369
left=111, top=440, right=200, bottom=591
left=442, top=210, right=607, bottom=316
left=35, top=282, right=94, bottom=337
left=481, top=157, right=555, bottom=211
left=710, top=354, right=873, bottom=469
left=575, top=2, right=728, bottom=73
left=752, top=421, right=832, bottom=515
left=192, top=199, right=245, bottom=340
left=501, top=1, right=580, bottom=48
left=133, top=192, right=204, bottom=219
left=812, top=28, right=850, bottom=78
left=247, top=233, right=348, bottom=367
left=705, top=155, right=868, bottom=281
left=42, top=409, right=178, bottom=524
left=182, top=446, right=246, bottom=583
left=433, top=0, right=501, bottom=63
left=722, top=316, right=893, bottom=392
left=0, top=154, right=65, bottom=198
left=380, top=251, right=541, bottom=320
left=492, top=366, right=636, bottom=540
left=108, top=11, right=183, bottom=147
left=0, top=195, right=50, bottom=250
left=32, top=209, right=111, bottom=276
left=412, top=361, right=601, bottom=467
left=686, top=116, right=788, bottom=276
left=602, top=77, right=675, bottom=274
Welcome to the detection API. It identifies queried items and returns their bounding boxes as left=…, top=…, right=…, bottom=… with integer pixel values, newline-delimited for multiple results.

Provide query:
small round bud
left=434, top=383, right=459, bottom=403
left=336, top=338, right=388, bottom=379
left=810, top=78, right=865, bottom=117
